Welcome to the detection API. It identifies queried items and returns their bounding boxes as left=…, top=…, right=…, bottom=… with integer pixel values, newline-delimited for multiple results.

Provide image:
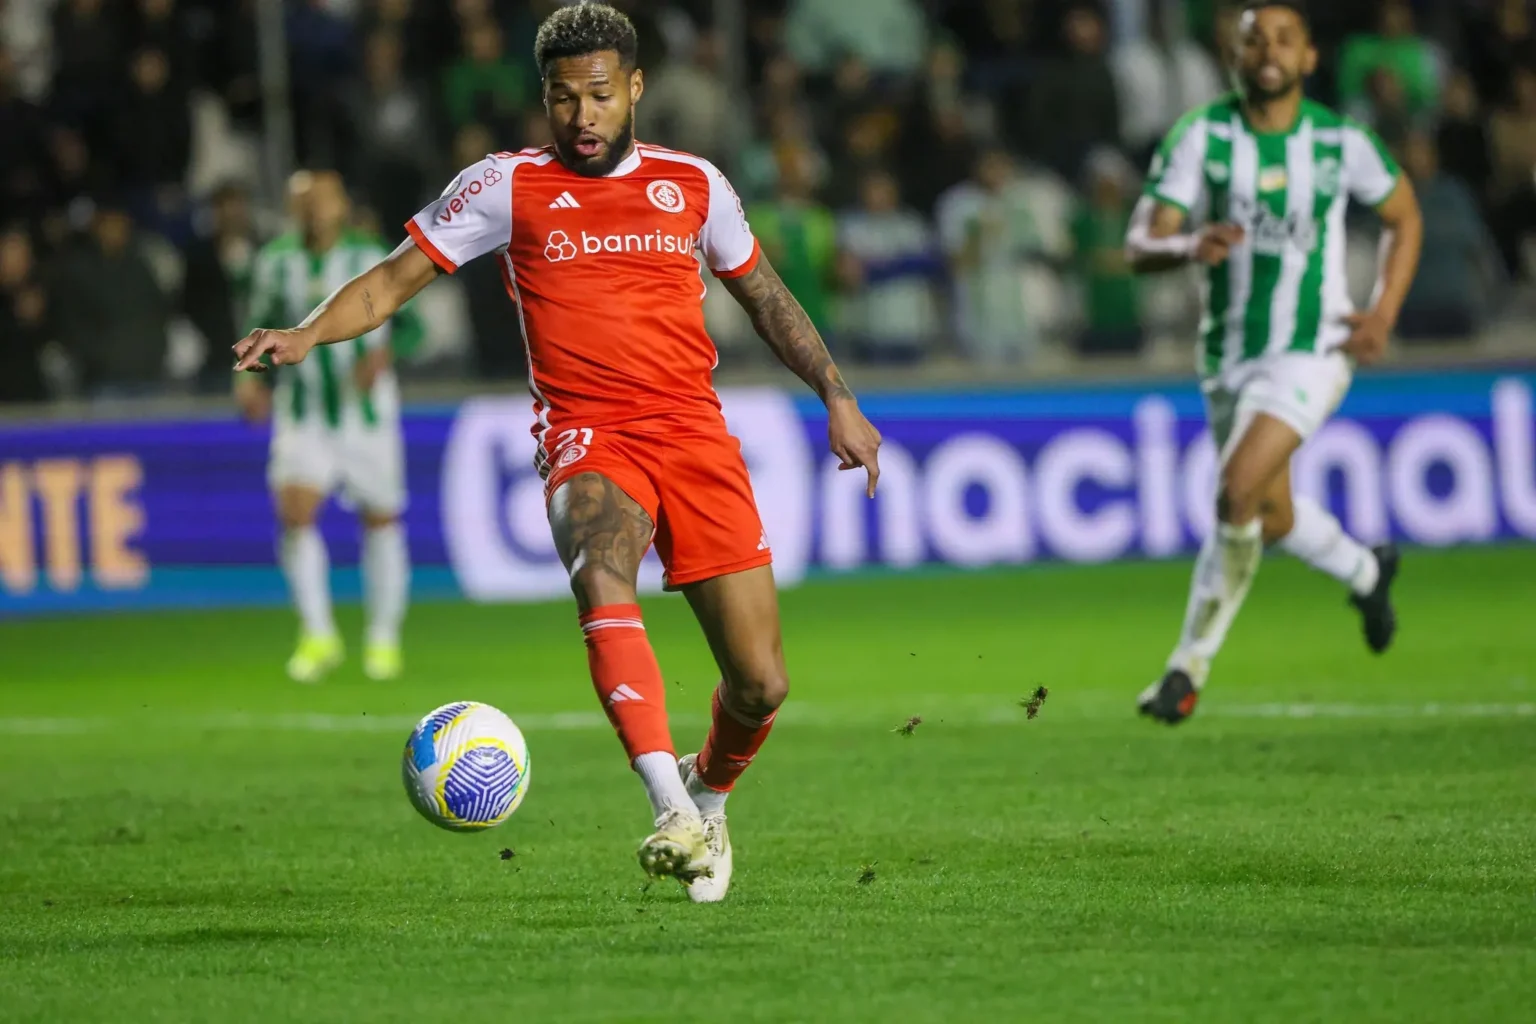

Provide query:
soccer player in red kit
left=234, top=2, right=881, bottom=902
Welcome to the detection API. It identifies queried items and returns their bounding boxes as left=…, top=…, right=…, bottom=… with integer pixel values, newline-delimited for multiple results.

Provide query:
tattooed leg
left=548, top=472, right=654, bottom=610
left=551, top=473, right=696, bottom=837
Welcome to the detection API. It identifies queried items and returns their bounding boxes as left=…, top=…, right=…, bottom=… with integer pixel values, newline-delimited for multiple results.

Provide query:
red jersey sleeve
left=405, top=155, right=515, bottom=274
left=697, top=159, right=760, bottom=279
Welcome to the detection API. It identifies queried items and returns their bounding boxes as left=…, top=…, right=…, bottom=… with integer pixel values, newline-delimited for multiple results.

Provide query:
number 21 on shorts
left=552, top=427, right=593, bottom=469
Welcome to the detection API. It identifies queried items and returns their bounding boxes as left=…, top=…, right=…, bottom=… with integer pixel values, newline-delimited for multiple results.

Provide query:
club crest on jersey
left=646, top=179, right=686, bottom=214
left=556, top=443, right=588, bottom=468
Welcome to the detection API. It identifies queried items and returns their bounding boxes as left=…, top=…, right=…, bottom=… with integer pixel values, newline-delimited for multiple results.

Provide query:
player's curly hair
left=534, top=2, right=639, bottom=75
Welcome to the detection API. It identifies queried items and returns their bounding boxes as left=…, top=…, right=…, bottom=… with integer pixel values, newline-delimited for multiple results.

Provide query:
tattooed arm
left=723, top=255, right=883, bottom=495
left=233, top=239, right=441, bottom=372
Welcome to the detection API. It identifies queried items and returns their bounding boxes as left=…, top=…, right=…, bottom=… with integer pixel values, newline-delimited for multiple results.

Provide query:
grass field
left=2, top=547, right=1535, bottom=1022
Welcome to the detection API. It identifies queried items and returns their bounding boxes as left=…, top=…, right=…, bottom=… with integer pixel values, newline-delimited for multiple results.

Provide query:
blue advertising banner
left=2, top=370, right=1533, bottom=616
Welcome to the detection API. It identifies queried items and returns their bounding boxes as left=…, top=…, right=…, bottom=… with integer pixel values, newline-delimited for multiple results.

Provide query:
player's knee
left=1217, top=470, right=1262, bottom=524
left=724, top=657, right=789, bottom=718
left=568, top=559, right=637, bottom=610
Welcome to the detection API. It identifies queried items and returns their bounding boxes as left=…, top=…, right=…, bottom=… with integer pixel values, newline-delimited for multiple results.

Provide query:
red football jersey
left=406, top=143, right=761, bottom=448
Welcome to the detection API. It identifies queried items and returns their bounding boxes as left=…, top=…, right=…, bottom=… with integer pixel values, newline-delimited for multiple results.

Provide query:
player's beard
left=559, top=112, right=635, bottom=178
left=1237, top=65, right=1301, bottom=105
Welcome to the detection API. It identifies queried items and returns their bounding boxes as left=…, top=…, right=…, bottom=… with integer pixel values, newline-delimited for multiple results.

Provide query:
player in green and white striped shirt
left=234, top=171, right=411, bottom=684
left=1125, top=1, right=1423, bottom=723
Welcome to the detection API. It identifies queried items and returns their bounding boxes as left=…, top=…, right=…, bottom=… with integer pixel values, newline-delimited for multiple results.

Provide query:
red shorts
left=542, top=419, right=772, bottom=589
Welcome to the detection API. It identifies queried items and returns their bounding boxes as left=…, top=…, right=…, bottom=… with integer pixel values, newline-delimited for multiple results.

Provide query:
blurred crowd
left=1, top=0, right=1532, bottom=403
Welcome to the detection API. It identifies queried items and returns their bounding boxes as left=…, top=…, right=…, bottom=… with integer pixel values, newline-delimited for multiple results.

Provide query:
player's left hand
left=829, top=396, right=882, bottom=497
left=1340, top=310, right=1392, bottom=365
left=233, top=327, right=315, bottom=373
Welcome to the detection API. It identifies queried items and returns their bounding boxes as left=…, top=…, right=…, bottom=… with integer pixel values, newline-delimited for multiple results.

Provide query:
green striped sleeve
left=1143, top=106, right=1209, bottom=214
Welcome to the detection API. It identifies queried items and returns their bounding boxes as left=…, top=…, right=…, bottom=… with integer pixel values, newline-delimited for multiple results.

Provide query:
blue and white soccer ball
left=402, top=701, right=531, bottom=831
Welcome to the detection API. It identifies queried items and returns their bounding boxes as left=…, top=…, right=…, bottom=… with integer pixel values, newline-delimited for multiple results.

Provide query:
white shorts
left=1203, top=351, right=1352, bottom=461
left=268, top=420, right=407, bottom=515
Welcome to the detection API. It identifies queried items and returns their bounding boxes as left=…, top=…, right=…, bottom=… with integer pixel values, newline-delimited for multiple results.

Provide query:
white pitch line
left=0, top=703, right=1532, bottom=736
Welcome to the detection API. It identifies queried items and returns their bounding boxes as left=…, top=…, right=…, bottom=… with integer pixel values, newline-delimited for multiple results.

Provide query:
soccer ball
left=401, top=701, right=531, bottom=831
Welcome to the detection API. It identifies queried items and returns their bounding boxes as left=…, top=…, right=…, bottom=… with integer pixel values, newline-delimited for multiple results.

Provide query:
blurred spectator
left=1338, top=1, right=1441, bottom=126
left=1436, top=70, right=1493, bottom=204
left=0, top=46, right=51, bottom=226
left=0, top=224, right=49, bottom=403
left=183, top=183, right=257, bottom=391
left=347, top=29, right=435, bottom=238
left=1397, top=131, right=1500, bottom=342
left=114, top=48, right=191, bottom=191
left=209, top=0, right=262, bottom=131
left=835, top=168, right=941, bottom=363
left=41, top=126, right=107, bottom=245
left=894, top=40, right=978, bottom=217
left=1071, top=148, right=1142, bottom=355
left=1462, top=0, right=1536, bottom=109
left=443, top=16, right=529, bottom=141
left=643, top=28, right=740, bottom=170
left=49, top=0, right=122, bottom=145
left=1019, top=3, right=1121, bottom=182
left=736, top=102, right=826, bottom=204
left=1489, top=65, right=1536, bottom=277
left=1112, top=5, right=1223, bottom=162
left=825, top=108, right=898, bottom=211
left=748, top=148, right=838, bottom=336
left=936, top=149, right=1043, bottom=366
left=2, top=0, right=53, bottom=100
left=782, top=0, right=926, bottom=77
left=451, top=123, right=525, bottom=379
left=47, top=201, right=171, bottom=396
left=286, top=0, right=358, bottom=169
left=130, top=0, right=193, bottom=84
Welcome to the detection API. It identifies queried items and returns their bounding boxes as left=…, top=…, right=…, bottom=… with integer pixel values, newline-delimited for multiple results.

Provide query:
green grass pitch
left=2, top=547, right=1535, bottom=1022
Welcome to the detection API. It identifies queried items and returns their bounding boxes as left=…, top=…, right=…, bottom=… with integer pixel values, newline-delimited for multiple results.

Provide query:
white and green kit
left=1145, top=94, right=1401, bottom=451
left=247, top=231, right=405, bottom=513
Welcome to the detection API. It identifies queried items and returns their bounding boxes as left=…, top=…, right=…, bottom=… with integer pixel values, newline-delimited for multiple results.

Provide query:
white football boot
left=678, top=753, right=732, bottom=903
left=637, top=805, right=710, bottom=885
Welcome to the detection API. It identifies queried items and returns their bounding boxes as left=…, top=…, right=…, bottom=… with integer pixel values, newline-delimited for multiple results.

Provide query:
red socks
left=581, top=604, right=674, bottom=760
left=582, top=604, right=779, bottom=793
left=696, top=684, right=777, bottom=792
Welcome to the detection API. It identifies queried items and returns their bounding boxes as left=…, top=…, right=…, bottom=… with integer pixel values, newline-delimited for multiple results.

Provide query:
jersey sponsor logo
left=438, top=166, right=504, bottom=224
left=543, top=229, right=699, bottom=262
left=646, top=179, right=686, bottom=214
left=1258, top=166, right=1288, bottom=193
left=544, top=230, right=579, bottom=262
left=1227, top=196, right=1317, bottom=255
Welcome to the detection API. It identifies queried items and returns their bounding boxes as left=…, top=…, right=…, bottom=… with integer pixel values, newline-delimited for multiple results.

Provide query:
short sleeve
left=1342, top=121, right=1401, bottom=207
left=1144, top=111, right=1209, bottom=215
left=697, top=159, right=760, bottom=278
left=405, top=155, right=515, bottom=274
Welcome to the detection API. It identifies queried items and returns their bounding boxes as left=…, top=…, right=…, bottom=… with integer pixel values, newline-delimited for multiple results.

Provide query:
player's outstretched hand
left=829, top=397, right=882, bottom=497
left=1340, top=310, right=1391, bottom=365
left=1194, top=223, right=1244, bottom=266
left=233, top=328, right=316, bottom=373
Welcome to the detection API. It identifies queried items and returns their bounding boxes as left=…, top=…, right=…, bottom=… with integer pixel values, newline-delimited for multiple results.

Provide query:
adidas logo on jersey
left=548, top=191, right=581, bottom=209
left=607, top=684, right=645, bottom=704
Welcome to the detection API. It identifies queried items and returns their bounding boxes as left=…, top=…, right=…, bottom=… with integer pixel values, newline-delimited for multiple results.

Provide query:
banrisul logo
left=587, top=231, right=696, bottom=256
